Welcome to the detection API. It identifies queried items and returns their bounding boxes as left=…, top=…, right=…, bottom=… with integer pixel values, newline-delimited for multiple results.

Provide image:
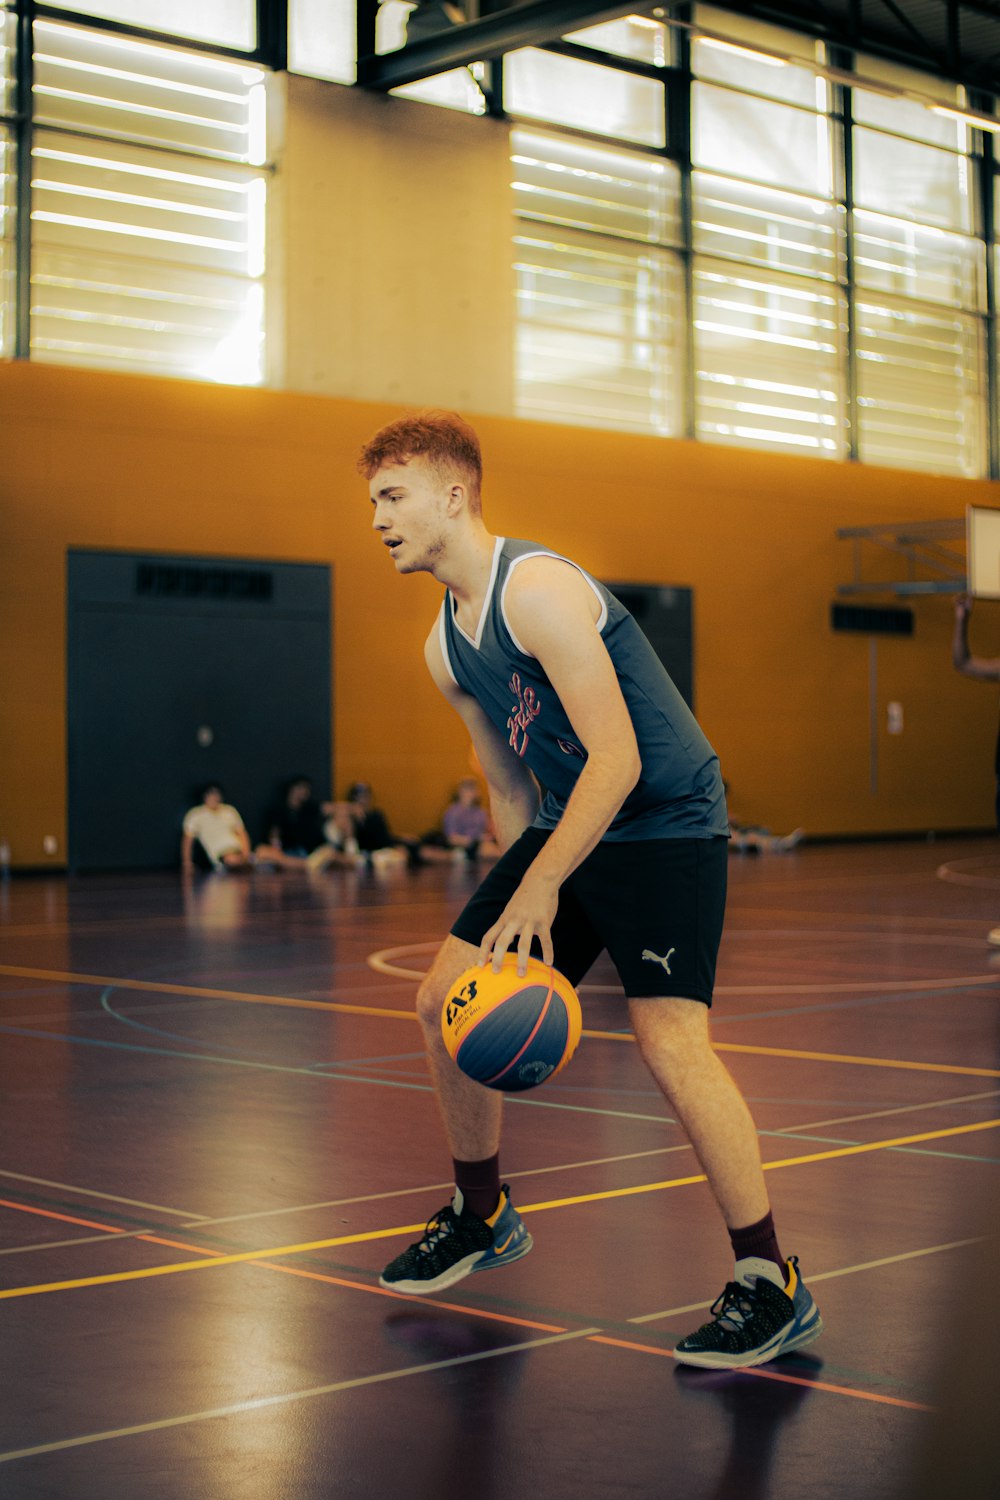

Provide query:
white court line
left=0, top=1327, right=603, bottom=1465
left=936, top=859, right=1000, bottom=889
left=182, top=1145, right=697, bottom=1229
left=776, top=1088, right=1000, bottom=1135
left=629, top=1237, right=987, bottom=1323
left=3, top=1088, right=995, bottom=1256
left=366, top=942, right=1000, bottom=996
left=0, top=1170, right=208, bottom=1221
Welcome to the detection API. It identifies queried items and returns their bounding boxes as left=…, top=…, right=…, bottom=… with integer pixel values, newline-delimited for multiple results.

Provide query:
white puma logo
left=642, top=947, right=675, bottom=974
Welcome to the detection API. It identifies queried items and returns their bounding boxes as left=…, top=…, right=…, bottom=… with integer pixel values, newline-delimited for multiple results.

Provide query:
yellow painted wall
left=279, top=76, right=515, bottom=413
left=2, top=359, right=999, bottom=869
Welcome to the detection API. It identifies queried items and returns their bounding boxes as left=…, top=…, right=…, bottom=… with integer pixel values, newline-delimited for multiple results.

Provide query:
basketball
left=441, top=955, right=582, bottom=1091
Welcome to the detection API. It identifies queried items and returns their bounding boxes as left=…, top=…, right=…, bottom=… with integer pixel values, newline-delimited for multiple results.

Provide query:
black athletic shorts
left=450, top=827, right=729, bottom=1007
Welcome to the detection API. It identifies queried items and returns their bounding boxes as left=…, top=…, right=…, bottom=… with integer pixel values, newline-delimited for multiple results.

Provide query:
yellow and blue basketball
left=441, top=955, right=582, bottom=1092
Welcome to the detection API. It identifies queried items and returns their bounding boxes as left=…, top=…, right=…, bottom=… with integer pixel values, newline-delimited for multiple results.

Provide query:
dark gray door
left=606, top=582, right=694, bottom=710
left=67, top=550, right=332, bottom=872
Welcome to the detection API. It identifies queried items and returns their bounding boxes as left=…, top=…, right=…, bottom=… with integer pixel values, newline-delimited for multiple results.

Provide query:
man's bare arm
left=953, top=593, right=1000, bottom=681
left=479, top=559, right=642, bottom=970
left=424, top=626, right=540, bottom=851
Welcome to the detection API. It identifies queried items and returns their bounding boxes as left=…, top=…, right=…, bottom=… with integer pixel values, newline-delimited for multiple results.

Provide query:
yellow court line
left=2, top=963, right=998, bottom=1078
left=2, top=1117, right=997, bottom=1303
left=0, top=964, right=409, bottom=1022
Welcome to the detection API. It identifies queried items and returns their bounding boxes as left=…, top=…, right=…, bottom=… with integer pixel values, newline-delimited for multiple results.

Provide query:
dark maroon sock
left=453, top=1154, right=502, bottom=1221
left=728, top=1210, right=786, bottom=1281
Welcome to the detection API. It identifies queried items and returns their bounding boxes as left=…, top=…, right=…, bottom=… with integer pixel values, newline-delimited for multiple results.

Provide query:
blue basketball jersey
left=438, top=538, right=728, bottom=841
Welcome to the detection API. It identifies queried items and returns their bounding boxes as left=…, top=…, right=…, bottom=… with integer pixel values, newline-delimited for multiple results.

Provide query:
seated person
left=255, top=776, right=337, bottom=868
left=339, top=781, right=413, bottom=867
left=181, top=783, right=252, bottom=872
left=417, top=777, right=500, bottom=863
left=725, top=781, right=804, bottom=854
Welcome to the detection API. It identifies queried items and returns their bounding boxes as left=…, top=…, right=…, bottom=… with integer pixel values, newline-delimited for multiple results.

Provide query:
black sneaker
left=379, top=1185, right=533, bottom=1295
left=673, top=1256, right=823, bottom=1369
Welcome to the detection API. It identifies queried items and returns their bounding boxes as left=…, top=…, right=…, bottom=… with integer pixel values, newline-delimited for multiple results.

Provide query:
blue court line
left=0, top=1024, right=671, bottom=1123
left=99, top=990, right=335, bottom=1069
left=5, top=1021, right=1000, bottom=1150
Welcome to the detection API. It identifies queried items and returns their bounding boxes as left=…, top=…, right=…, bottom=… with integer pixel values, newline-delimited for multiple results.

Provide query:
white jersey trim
left=449, top=535, right=505, bottom=650
left=500, top=549, right=608, bottom=658
left=437, top=601, right=459, bottom=686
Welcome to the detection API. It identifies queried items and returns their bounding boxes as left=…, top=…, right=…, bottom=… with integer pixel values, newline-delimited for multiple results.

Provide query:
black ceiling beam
left=355, top=1, right=666, bottom=91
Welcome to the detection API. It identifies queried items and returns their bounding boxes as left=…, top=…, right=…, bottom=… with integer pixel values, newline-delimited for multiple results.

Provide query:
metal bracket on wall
left=836, top=519, right=967, bottom=597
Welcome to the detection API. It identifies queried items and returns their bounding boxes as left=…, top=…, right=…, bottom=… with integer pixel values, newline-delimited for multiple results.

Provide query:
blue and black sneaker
left=673, top=1256, right=823, bottom=1369
left=379, top=1185, right=533, bottom=1295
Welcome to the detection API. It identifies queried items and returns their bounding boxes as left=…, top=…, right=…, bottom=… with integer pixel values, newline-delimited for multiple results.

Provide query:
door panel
left=67, top=551, right=332, bottom=872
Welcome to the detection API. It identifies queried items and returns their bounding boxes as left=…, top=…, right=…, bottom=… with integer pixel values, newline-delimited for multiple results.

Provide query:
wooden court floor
left=1, top=837, right=999, bottom=1499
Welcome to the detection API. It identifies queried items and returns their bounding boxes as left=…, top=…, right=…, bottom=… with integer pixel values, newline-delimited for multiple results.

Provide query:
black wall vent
left=831, top=603, right=914, bottom=636
left=135, top=563, right=273, bottom=602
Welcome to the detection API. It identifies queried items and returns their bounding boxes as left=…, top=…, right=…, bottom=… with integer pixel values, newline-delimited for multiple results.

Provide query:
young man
left=952, top=591, right=1000, bottom=945
left=358, top=411, right=822, bottom=1370
left=181, top=783, right=252, bottom=872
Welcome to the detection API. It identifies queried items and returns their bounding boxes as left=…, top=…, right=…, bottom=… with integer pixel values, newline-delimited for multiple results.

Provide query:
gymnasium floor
left=1, top=837, right=999, bottom=1499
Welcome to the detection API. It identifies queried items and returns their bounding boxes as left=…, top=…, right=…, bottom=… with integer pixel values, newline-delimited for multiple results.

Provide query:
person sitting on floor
left=181, top=783, right=253, bottom=873
left=417, top=777, right=501, bottom=863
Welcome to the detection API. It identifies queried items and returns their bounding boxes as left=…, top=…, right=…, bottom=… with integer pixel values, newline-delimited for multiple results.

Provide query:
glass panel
left=31, top=135, right=266, bottom=277
left=1, top=5, right=15, bottom=117
left=694, top=4, right=823, bottom=105
left=696, top=4, right=821, bottom=66
left=854, top=210, right=984, bottom=310
left=853, top=90, right=965, bottom=151
left=852, top=54, right=961, bottom=147
left=43, top=1, right=255, bottom=52
left=30, top=134, right=266, bottom=383
left=855, top=295, right=985, bottom=476
left=513, top=129, right=681, bottom=246
left=564, top=15, right=672, bottom=68
left=289, top=0, right=356, bottom=83
left=392, top=67, right=487, bottom=115
left=693, top=41, right=824, bottom=110
left=31, top=247, right=264, bottom=382
left=693, top=172, right=843, bottom=280
left=853, top=127, right=972, bottom=231
left=33, top=21, right=268, bottom=164
left=374, top=1, right=412, bottom=55
left=505, top=49, right=666, bottom=148
left=514, top=224, right=684, bottom=434
left=693, top=83, right=832, bottom=196
left=693, top=259, right=846, bottom=456
left=0, top=126, right=14, bottom=357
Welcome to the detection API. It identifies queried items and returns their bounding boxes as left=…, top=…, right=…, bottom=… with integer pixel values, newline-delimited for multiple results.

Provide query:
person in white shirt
left=181, top=783, right=252, bottom=872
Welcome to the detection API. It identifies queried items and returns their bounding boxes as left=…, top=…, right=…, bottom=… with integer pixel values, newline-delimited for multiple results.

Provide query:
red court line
left=0, top=1198, right=127, bottom=1235
left=0, top=1197, right=222, bottom=1259
left=588, top=1336, right=933, bottom=1411
left=1, top=1195, right=932, bottom=1413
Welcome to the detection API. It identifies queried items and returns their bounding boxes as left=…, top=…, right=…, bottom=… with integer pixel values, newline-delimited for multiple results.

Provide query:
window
left=513, top=129, right=683, bottom=434
left=506, top=49, right=666, bottom=148
left=855, top=296, right=985, bottom=475
left=288, top=0, right=357, bottom=85
left=563, top=15, right=673, bottom=68
left=1, top=2, right=15, bottom=358
left=44, top=1, right=256, bottom=52
left=690, top=15, right=846, bottom=457
left=29, top=22, right=269, bottom=383
left=693, top=261, right=845, bottom=454
left=850, top=60, right=986, bottom=474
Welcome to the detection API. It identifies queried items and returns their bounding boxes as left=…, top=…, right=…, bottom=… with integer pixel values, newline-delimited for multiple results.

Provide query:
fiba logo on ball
left=441, top=956, right=582, bottom=1093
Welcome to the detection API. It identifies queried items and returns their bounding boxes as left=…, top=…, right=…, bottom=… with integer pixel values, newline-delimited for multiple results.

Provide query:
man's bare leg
left=414, top=934, right=502, bottom=1163
left=378, top=935, right=532, bottom=1293
left=628, top=995, right=769, bottom=1229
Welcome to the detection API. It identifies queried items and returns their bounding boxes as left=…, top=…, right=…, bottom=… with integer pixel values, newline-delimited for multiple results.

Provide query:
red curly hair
left=357, top=410, right=483, bottom=512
